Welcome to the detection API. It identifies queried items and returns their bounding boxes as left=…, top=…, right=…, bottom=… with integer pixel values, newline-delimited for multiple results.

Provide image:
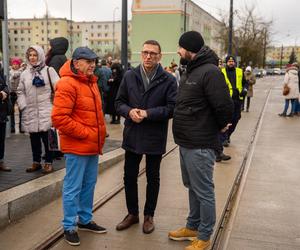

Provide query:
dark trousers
left=227, top=100, right=242, bottom=139
left=218, top=99, right=242, bottom=151
left=245, top=97, right=251, bottom=111
left=124, top=151, right=162, bottom=217
left=0, top=123, right=6, bottom=160
left=29, top=131, right=53, bottom=163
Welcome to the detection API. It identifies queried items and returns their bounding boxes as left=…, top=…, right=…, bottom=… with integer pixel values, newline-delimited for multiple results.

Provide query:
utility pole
left=1, top=0, right=9, bottom=82
left=121, top=0, right=128, bottom=72
left=112, top=7, right=119, bottom=59
left=262, top=28, right=267, bottom=68
left=183, top=0, right=187, bottom=32
left=1, top=0, right=10, bottom=137
left=280, top=44, right=283, bottom=69
left=70, top=0, right=73, bottom=55
left=228, top=0, right=233, bottom=55
left=44, top=0, right=49, bottom=48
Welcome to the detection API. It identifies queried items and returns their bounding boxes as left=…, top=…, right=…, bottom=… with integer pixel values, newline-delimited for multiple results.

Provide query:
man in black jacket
left=115, top=40, right=177, bottom=234
left=169, top=31, right=233, bottom=250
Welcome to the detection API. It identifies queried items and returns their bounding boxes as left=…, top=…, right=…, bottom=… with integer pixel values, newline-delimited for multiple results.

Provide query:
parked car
left=273, top=68, right=281, bottom=75
left=280, top=69, right=286, bottom=75
left=266, top=68, right=274, bottom=75
left=253, top=68, right=263, bottom=78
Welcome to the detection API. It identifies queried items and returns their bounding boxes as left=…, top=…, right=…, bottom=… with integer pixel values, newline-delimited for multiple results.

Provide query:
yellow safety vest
left=221, top=67, right=243, bottom=100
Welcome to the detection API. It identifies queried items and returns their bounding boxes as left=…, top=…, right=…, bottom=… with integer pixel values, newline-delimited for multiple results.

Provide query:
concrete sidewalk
left=221, top=78, right=300, bottom=249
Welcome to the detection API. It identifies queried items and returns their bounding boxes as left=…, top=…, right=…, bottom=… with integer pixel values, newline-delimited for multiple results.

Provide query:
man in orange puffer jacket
left=51, top=47, right=106, bottom=246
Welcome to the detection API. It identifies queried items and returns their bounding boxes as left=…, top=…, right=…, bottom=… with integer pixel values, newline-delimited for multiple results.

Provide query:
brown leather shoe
left=42, top=163, right=54, bottom=174
left=0, top=162, right=11, bottom=172
left=26, top=163, right=42, bottom=173
left=143, top=215, right=155, bottom=234
left=116, top=214, right=139, bottom=231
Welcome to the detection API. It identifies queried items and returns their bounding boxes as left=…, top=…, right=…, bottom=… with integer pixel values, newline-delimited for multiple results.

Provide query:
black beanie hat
left=225, top=55, right=236, bottom=63
left=179, top=31, right=204, bottom=53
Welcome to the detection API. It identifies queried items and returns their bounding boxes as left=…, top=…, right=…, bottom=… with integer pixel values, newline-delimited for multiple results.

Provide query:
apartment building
left=266, top=46, right=300, bottom=65
left=8, top=18, right=131, bottom=60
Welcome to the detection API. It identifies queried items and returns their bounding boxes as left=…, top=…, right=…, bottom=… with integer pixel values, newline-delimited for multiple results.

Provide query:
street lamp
left=112, top=7, right=119, bottom=59
left=70, top=0, right=73, bottom=54
left=43, top=0, right=49, bottom=48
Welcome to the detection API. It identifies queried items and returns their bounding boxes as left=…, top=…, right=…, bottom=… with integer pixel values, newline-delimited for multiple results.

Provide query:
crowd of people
left=0, top=29, right=299, bottom=250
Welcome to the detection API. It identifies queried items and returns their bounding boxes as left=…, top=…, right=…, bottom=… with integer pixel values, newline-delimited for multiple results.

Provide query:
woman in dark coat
left=106, top=62, right=123, bottom=124
left=45, top=37, right=68, bottom=160
left=46, top=37, right=69, bottom=75
left=0, top=72, right=11, bottom=171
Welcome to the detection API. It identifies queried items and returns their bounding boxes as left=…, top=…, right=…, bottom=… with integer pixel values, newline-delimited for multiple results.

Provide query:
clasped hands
left=129, top=108, right=148, bottom=123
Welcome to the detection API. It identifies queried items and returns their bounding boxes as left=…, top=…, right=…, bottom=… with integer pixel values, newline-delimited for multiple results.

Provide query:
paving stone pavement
left=0, top=133, right=122, bottom=192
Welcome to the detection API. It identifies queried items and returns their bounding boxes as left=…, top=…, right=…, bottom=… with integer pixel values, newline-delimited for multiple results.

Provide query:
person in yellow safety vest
left=216, top=55, right=248, bottom=162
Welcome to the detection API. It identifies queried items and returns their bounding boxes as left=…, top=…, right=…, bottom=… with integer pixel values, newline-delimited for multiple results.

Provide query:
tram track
left=32, top=143, right=178, bottom=250
left=211, top=87, right=272, bottom=250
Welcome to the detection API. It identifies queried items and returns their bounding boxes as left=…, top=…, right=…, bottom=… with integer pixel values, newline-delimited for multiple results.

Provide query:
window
left=105, top=33, right=108, bottom=37
left=91, top=41, right=94, bottom=45
left=21, top=45, right=25, bottom=49
left=91, top=33, right=94, bottom=37
left=105, top=25, right=108, bottom=29
left=14, top=30, right=18, bottom=34
left=21, top=22, right=24, bottom=25
left=21, top=38, right=24, bottom=41
left=55, top=30, right=58, bottom=34
left=91, top=25, right=94, bottom=29
left=98, top=25, right=101, bottom=28
left=14, top=22, right=17, bottom=26
left=14, top=38, right=18, bottom=41
left=28, top=38, right=31, bottom=41
left=54, top=21, right=58, bottom=25
left=21, top=30, right=24, bottom=34
left=42, top=37, right=44, bottom=41
left=28, top=30, right=31, bottom=34
left=15, top=45, right=18, bottom=49
left=28, top=22, right=30, bottom=26
left=8, top=46, right=11, bottom=50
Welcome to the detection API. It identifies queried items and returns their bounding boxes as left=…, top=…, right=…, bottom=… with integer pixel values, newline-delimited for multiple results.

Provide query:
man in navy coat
left=115, top=40, right=177, bottom=234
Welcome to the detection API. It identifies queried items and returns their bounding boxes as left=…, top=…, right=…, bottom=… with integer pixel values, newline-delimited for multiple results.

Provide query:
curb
left=0, top=148, right=125, bottom=229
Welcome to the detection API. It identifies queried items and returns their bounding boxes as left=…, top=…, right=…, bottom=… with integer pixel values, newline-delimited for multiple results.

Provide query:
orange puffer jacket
left=51, top=60, right=106, bottom=155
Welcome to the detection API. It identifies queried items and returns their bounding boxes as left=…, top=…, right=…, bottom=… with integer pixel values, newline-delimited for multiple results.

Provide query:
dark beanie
left=225, top=55, right=236, bottom=63
left=179, top=31, right=204, bottom=53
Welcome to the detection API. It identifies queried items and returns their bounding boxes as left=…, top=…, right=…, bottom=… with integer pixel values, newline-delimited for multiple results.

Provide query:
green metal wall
left=131, top=13, right=184, bottom=67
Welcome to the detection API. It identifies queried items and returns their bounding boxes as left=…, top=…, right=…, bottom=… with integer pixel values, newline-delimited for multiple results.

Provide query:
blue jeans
left=283, top=99, right=297, bottom=114
left=62, top=154, right=99, bottom=231
left=179, top=147, right=216, bottom=241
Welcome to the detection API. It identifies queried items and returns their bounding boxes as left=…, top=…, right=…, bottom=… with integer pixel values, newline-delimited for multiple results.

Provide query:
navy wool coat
left=115, top=64, right=177, bottom=155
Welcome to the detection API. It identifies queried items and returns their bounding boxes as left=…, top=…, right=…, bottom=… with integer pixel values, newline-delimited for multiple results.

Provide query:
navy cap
left=72, top=47, right=98, bottom=60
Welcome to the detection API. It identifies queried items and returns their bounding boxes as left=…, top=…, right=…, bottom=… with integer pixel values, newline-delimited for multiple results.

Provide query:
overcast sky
left=7, top=0, right=300, bottom=46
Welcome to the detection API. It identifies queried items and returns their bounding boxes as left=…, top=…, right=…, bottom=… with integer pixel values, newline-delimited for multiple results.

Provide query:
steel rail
left=33, top=144, right=178, bottom=250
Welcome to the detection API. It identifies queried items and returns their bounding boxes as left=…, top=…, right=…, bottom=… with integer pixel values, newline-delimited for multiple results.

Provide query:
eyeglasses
left=141, top=51, right=160, bottom=58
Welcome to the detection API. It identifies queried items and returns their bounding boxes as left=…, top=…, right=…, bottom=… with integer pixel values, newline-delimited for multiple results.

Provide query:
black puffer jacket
left=173, top=46, right=234, bottom=150
left=46, top=37, right=69, bottom=75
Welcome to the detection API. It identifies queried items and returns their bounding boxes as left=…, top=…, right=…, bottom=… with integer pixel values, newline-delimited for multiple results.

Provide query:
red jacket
left=51, top=60, right=106, bottom=155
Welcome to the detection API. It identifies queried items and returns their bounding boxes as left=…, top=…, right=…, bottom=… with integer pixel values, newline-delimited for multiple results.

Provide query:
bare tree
left=216, top=4, right=272, bottom=67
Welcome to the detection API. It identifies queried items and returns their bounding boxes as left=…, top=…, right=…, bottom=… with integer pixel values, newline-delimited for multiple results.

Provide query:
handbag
left=48, top=127, right=60, bottom=151
left=282, top=84, right=290, bottom=96
left=46, top=67, right=60, bottom=151
left=46, top=67, right=55, bottom=103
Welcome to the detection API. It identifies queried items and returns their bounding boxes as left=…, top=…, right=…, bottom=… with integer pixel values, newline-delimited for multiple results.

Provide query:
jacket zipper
left=88, top=81, right=101, bottom=154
